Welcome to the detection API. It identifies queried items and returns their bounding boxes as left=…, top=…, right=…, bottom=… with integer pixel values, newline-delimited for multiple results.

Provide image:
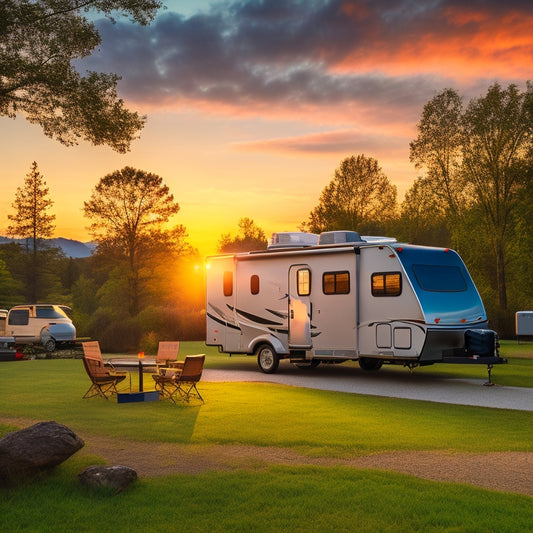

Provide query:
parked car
left=0, top=305, right=76, bottom=352
left=0, top=335, right=21, bottom=361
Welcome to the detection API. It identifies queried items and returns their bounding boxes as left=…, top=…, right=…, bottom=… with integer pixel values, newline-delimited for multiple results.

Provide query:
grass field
left=181, top=339, right=533, bottom=388
left=1, top=342, right=532, bottom=532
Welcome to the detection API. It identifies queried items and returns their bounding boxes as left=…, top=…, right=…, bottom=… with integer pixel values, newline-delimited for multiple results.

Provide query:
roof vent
left=267, top=232, right=319, bottom=249
left=318, top=231, right=362, bottom=245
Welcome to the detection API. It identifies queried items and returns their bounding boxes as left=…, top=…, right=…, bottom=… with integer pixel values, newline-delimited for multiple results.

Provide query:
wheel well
left=251, top=339, right=288, bottom=358
left=254, top=341, right=273, bottom=354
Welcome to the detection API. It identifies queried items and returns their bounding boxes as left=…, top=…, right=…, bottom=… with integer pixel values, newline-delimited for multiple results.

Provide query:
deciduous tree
left=461, top=83, right=533, bottom=316
left=398, top=176, right=449, bottom=246
left=218, top=218, right=267, bottom=253
left=83, top=166, right=183, bottom=315
left=409, top=88, right=465, bottom=216
left=409, top=83, right=533, bottom=333
left=304, top=155, right=397, bottom=235
left=0, top=0, right=162, bottom=152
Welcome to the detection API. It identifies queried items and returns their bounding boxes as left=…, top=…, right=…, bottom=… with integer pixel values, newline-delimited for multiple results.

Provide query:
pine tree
left=7, top=161, right=56, bottom=300
left=8, top=161, right=55, bottom=249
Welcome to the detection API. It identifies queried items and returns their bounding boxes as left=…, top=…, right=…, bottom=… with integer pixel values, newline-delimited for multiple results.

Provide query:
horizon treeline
left=0, top=83, right=532, bottom=346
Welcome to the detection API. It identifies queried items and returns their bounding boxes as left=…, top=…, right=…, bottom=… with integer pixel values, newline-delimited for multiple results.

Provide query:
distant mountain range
left=0, top=237, right=95, bottom=258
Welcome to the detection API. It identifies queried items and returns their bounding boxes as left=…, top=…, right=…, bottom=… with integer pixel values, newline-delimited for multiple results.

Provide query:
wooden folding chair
left=153, top=354, right=205, bottom=403
left=82, top=355, right=128, bottom=399
left=155, top=341, right=180, bottom=370
left=81, top=341, right=128, bottom=399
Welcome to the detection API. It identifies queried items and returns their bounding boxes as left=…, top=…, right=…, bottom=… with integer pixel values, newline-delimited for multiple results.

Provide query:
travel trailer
left=206, top=231, right=505, bottom=380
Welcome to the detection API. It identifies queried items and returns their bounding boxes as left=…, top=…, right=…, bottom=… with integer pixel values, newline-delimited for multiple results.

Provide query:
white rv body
left=206, top=232, right=503, bottom=374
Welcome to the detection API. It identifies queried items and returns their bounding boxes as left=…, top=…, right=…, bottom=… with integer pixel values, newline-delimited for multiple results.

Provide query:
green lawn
left=0, top=357, right=532, bottom=453
left=1, top=348, right=532, bottom=532
left=2, top=459, right=532, bottom=533
left=179, top=340, right=533, bottom=388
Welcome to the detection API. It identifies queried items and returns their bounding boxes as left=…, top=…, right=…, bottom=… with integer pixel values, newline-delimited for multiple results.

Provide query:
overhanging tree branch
left=0, top=0, right=162, bottom=152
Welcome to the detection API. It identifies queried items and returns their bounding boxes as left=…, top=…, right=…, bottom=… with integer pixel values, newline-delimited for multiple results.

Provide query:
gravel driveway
left=202, top=362, right=533, bottom=411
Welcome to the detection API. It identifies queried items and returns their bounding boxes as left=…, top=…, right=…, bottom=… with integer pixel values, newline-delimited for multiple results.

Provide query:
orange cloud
left=232, top=129, right=408, bottom=157
left=332, top=5, right=533, bottom=80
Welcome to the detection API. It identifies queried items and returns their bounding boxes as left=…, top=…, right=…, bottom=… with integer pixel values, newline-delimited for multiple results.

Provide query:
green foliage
left=407, top=83, right=533, bottom=335
left=84, top=167, right=185, bottom=316
left=409, top=88, right=465, bottom=216
left=3, top=163, right=66, bottom=302
left=397, top=176, right=450, bottom=246
left=71, top=274, right=98, bottom=312
left=94, top=266, right=129, bottom=317
left=7, top=162, right=55, bottom=244
left=79, top=305, right=204, bottom=353
left=0, top=258, right=24, bottom=308
left=218, top=217, right=267, bottom=252
left=0, top=0, right=162, bottom=151
left=139, top=330, right=159, bottom=354
left=304, top=154, right=397, bottom=234
left=99, top=316, right=142, bottom=352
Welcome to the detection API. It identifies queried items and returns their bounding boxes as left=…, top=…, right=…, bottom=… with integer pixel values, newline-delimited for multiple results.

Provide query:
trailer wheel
left=256, top=344, right=279, bottom=374
left=358, top=357, right=383, bottom=371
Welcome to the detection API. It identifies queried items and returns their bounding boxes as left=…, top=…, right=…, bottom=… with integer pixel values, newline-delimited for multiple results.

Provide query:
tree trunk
left=494, top=238, right=508, bottom=333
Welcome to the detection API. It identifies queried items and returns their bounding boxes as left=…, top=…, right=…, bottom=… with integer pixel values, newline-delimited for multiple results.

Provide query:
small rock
left=0, top=421, right=85, bottom=486
left=78, top=465, right=138, bottom=493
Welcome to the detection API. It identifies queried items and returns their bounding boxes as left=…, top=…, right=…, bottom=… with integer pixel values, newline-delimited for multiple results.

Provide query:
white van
left=0, top=305, right=76, bottom=352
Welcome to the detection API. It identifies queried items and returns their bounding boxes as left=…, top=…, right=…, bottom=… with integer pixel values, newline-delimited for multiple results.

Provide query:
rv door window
left=372, top=272, right=402, bottom=296
left=8, top=309, right=30, bottom=325
left=223, top=271, right=233, bottom=297
left=412, top=264, right=467, bottom=292
left=250, top=275, right=260, bottom=295
left=297, top=269, right=311, bottom=296
left=323, top=271, right=350, bottom=294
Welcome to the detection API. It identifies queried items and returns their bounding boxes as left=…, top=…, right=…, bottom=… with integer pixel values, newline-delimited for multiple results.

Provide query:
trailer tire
left=256, top=344, right=279, bottom=374
left=358, top=357, right=383, bottom=371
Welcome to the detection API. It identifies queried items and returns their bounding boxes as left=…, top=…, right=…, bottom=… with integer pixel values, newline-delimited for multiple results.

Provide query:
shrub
left=99, top=317, right=142, bottom=353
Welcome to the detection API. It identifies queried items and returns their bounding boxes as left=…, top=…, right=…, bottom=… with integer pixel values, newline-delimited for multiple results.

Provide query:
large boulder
left=78, top=465, right=137, bottom=493
left=0, top=421, right=85, bottom=485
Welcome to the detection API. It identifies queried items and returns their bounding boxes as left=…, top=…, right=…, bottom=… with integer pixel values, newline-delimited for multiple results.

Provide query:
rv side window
left=297, top=269, right=311, bottom=296
left=372, top=272, right=402, bottom=296
left=323, top=271, right=350, bottom=294
left=223, top=271, right=233, bottom=297
left=250, top=275, right=260, bottom=295
left=8, top=309, right=30, bottom=325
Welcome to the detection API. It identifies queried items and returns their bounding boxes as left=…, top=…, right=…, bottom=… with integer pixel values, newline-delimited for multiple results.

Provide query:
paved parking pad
left=202, top=364, right=533, bottom=411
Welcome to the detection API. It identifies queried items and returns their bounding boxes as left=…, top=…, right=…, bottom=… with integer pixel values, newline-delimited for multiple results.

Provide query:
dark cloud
left=79, top=0, right=533, bottom=117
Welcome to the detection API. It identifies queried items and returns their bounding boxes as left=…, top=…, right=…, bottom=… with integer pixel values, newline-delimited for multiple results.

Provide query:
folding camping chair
left=155, top=341, right=180, bottom=370
left=153, top=354, right=205, bottom=403
left=82, top=355, right=128, bottom=399
left=81, top=341, right=128, bottom=399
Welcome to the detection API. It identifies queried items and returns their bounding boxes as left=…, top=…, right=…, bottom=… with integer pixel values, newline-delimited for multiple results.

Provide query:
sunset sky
left=1, top=0, right=532, bottom=255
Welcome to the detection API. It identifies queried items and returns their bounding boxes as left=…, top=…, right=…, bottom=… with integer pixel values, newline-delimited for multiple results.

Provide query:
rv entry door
left=288, top=265, right=312, bottom=349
